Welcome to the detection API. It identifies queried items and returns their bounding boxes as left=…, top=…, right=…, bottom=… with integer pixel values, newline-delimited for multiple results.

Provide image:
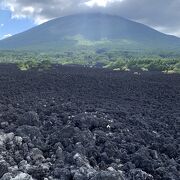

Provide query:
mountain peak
left=0, top=13, right=180, bottom=51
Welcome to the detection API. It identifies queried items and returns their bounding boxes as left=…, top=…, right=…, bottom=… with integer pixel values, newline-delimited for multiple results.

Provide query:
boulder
left=0, top=161, right=9, bottom=178
left=17, top=111, right=40, bottom=126
left=90, top=170, right=125, bottom=180
left=16, top=125, right=42, bottom=140
left=129, top=169, right=154, bottom=180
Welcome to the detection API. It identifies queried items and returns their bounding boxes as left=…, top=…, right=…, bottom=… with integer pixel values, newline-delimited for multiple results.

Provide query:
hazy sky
left=1, top=0, right=180, bottom=39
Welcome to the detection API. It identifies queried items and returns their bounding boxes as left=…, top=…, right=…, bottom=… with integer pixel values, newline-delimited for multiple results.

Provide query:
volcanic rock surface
left=0, top=64, right=179, bottom=180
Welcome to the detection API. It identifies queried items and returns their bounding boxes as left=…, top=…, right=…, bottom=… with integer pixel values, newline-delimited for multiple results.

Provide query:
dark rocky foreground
left=0, top=64, right=179, bottom=180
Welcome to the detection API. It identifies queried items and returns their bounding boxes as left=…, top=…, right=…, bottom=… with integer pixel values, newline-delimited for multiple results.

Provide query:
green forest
left=0, top=49, right=179, bottom=73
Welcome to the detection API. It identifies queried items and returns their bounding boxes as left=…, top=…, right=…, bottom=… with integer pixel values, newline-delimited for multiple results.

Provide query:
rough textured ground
left=0, top=64, right=180, bottom=180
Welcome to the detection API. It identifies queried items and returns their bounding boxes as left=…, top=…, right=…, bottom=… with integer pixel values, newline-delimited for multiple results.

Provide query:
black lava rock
left=0, top=161, right=8, bottom=178
left=0, top=64, right=179, bottom=179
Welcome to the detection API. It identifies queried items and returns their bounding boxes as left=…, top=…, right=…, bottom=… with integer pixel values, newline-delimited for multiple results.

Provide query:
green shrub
left=17, top=62, right=28, bottom=71
left=38, top=60, right=52, bottom=70
left=173, top=62, right=180, bottom=73
left=17, top=59, right=52, bottom=71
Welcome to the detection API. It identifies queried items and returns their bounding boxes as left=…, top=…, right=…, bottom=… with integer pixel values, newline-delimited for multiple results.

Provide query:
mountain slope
left=0, top=13, right=180, bottom=51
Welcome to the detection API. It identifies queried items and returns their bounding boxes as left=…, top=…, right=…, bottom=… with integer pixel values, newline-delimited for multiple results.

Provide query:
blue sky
left=0, top=9, right=35, bottom=39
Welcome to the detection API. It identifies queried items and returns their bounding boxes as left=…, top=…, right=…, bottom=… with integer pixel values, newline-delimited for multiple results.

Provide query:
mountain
left=0, top=13, right=180, bottom=51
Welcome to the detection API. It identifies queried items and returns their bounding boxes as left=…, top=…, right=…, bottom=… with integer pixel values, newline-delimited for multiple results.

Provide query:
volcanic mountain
left=0, top=13, right=180, bottom=51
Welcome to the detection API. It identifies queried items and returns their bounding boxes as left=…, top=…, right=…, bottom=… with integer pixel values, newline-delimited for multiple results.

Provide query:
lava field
left=0, top=64, right=179, bottom=180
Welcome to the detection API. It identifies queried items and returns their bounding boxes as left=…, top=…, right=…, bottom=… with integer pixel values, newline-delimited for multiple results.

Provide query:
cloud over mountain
left=1, top=0, right=180, bottom=36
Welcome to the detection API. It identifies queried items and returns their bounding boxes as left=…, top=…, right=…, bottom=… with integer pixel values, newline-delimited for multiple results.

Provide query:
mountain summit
left=0, top=13, right=180, bottom=51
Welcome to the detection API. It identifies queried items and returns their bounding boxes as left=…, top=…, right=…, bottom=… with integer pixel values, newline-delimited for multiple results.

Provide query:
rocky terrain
left=0, top=64, right=179, bottom=180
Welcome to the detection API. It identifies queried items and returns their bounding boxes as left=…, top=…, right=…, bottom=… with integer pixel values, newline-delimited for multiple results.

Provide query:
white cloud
left=2, top=34, right=12, bottom=39
left=155, top=26, right=180, bottom=37
left=85, top=0, right=123, bottom=7
left=1, top=0, right=180, bottom=37
left=0, top=24, right=4, bottom=27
